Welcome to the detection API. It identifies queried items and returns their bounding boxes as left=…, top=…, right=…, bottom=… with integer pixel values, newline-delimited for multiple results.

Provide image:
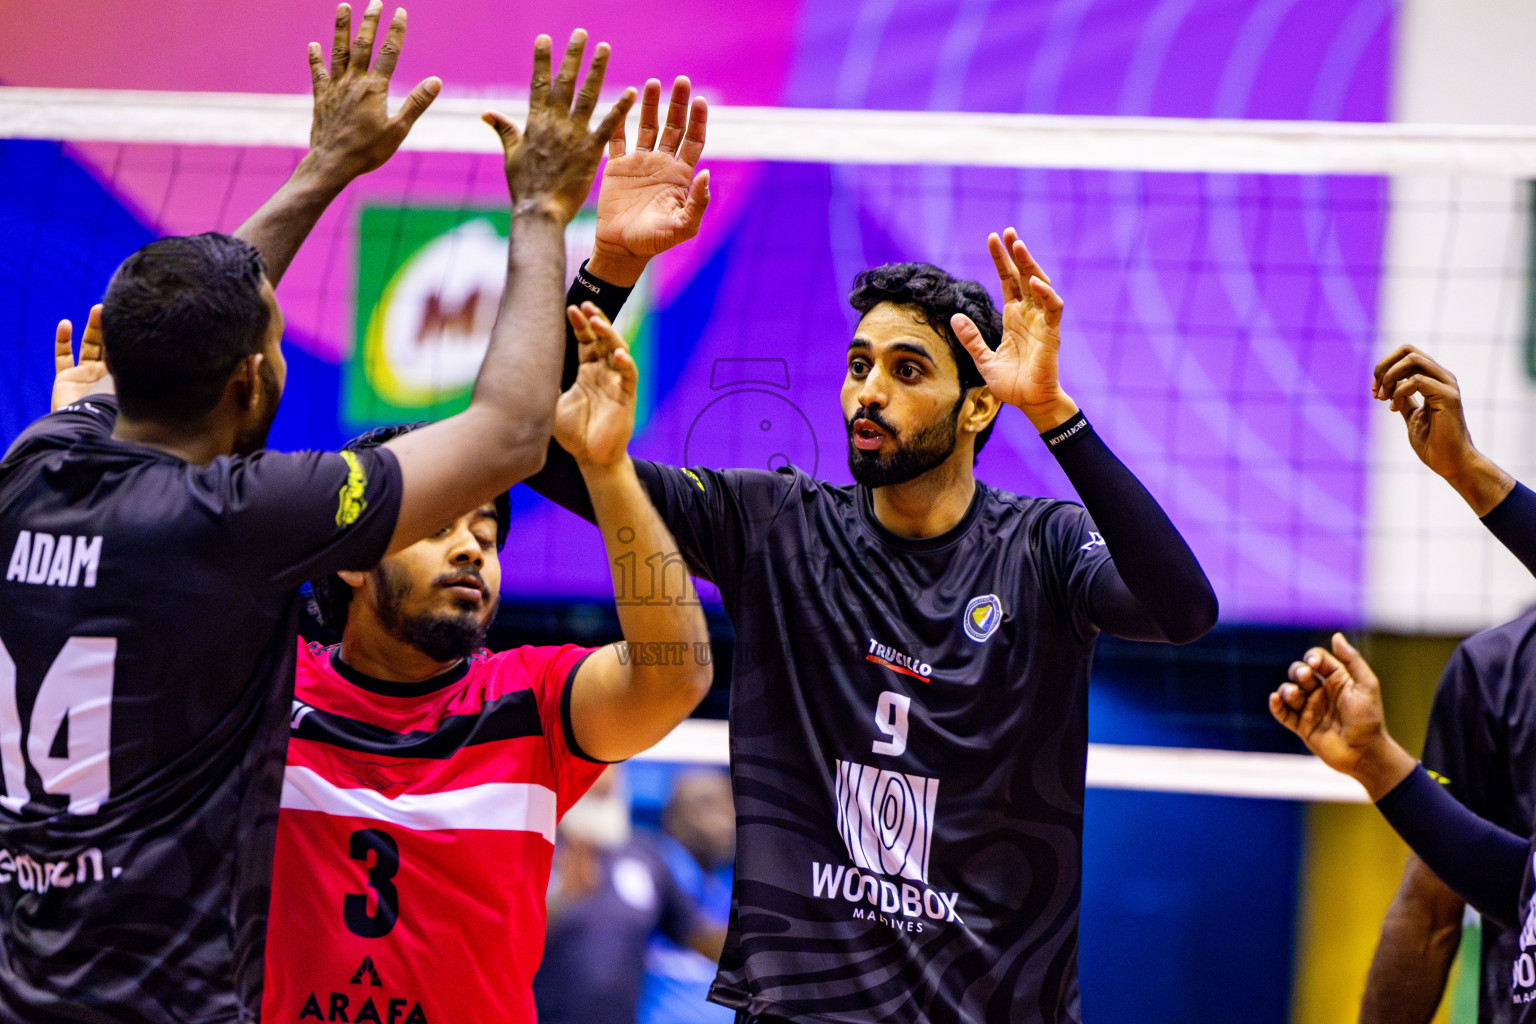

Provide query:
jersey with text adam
left=260, top=640, right=605, bottom=1024
left=632, top=462, right=1114, bottom=1024
left=0, top=398, right=401, bottom=1023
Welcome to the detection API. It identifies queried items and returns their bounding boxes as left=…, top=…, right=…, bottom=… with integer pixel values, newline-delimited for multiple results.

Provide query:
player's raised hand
left=482, top=32, right=636, bottom=224
left=306, top=2, right=440, bottom=182
left=51, top=304, right=110, bottom=412
left=1269, top=633, right=1417, bottom=800
left=951, top=228, right=1078, bottom=432
left=553, top=304, right=638, bottom=467
left=588, top=77, right=711, bottom=286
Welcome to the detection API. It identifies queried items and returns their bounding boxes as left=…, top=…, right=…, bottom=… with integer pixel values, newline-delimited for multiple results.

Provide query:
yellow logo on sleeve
left=336, top=451, right=368, bottom=527
left=682, top=468, right=706, bottom=493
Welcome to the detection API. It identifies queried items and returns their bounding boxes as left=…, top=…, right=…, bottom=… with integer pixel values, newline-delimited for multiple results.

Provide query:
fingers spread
left=680, top=169, right=711, bottom=232
left=551, top=29, right=588, bottom=109
left=309, top=42, right=328, bottom=94
left=529, top=34, right=554, bottom=105
left=987, top=232, right=1024, bottom=303
left=1010, top=235, right=1050, bottom=286
left=657, top=76, right=691, bottom=156
left=330, top=3, right=353, bottom=76
left=373, top=6, right=407, bottom=80
left=572, top=40, right=610, bottom=121
left=592, top=88, right=637, bottom=150
left=482, top=110, right=520, bottom=147
left=678, top=94, right=708, bottom=167
left=951, top=313, right=991, bottom=364
left=80, top=305, right=104, bottom=361
left=393, top=77, right=441, bottom=131
left=55, top=320, right=74, bottom=373
left=635, top=79, right=662, bottom=150
left=349, top=0, right=384, bottom=73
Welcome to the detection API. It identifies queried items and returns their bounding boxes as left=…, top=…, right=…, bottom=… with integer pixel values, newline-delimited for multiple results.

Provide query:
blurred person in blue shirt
left=638, top=769, right=737, bottom=1024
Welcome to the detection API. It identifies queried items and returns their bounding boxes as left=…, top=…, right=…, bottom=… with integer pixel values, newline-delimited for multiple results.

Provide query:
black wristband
left=1039, top=410, right=1091, bottom=450
left=571, top=259, right=634, bottom=323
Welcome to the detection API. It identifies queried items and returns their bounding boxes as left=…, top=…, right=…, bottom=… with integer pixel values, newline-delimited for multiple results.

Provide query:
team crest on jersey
left=963, top=594, right=1003, bottom=642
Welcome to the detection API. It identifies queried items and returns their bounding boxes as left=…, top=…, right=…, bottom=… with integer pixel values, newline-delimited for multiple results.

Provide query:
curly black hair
left=848, top=262, right=1004, bottom=455
left=308, top=423, right=511, bottom=631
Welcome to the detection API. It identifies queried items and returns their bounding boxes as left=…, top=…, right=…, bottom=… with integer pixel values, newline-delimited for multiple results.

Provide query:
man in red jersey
left=261, top=300, right=710, bottom=1024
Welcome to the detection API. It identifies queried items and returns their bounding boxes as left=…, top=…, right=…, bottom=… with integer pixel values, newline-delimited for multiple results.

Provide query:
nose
left=446, top=525, right=485, bottom=568
left=854, top=365, right=888, bottom=413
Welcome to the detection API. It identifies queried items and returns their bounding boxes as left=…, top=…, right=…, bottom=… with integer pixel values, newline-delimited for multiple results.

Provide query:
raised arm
left=378, top=32, right=634, bottom=554
left=952, top=229, right=1218, bottom=644
left=1270, top=634, right=1526, bottom=929
left=1372, top=345, right=1536, bottom=574
left=555, top=306, right=711, bottom=762
left=524, top=76, right=711, bottom=519
left=236, top=2, right=440, bottom=286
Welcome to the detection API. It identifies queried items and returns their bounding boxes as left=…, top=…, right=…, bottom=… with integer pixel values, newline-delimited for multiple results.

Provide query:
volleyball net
left=5, top=88, right=1536, bottom=802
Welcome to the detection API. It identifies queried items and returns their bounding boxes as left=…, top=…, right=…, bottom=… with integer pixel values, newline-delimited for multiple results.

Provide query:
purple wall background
left=2, top=0, right=1396, bottom=624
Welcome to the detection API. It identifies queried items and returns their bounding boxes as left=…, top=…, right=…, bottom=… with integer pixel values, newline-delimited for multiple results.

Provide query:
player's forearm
left=1374, top=765, right=1525, bottom=930
left=1439, top=448, right=1516, bottom=517
left=524, top=263, right=638, bottom=520
left=584, top=456, right=711, bottom=730
left=234, top=152, right=350, bottom=287
left=1479, top=480, right=1536, bottom=578
left=1043, top=412, right=1217, bottom=643
left=1360, top=860, right=1464, bottom=1024
left=464, top=209, right=572, bottom=471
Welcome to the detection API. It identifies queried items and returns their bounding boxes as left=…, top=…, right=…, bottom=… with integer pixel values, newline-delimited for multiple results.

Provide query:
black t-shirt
left=630, top=461, right=1112, bottom=1024
left=1423, top=610, right=1536, bottom=1024
left=0, top=397, right=401, bottom=1023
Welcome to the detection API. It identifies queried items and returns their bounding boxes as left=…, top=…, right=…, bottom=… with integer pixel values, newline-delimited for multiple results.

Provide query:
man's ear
left=337, top=570, right=367, bottom=589
left=961, top=385, right=1002, bottom=435
left=226, top=353, right=264, bottom=412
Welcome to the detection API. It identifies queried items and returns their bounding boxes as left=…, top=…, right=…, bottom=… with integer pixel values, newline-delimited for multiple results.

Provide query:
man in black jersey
left=528, top=79, right=1219, bottom=1024
left=0, top=10, right=632, bottom=1022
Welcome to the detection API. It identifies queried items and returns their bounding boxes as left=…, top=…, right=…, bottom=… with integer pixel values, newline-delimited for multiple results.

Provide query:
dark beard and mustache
left=371, top=560, right=496, bottom=663
left=845, top=399, right=964, bottom=488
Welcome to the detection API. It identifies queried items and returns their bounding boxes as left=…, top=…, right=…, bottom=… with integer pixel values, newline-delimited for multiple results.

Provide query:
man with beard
left=528, top=192, right=1219, bottom=1020
left=4, top=10, right=631, bottom=1022
left=263, top=302, right=711, bottom=1022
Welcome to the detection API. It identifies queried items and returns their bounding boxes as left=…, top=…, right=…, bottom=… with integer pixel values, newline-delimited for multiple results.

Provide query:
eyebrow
left=848, top=338, right=936, bottom=364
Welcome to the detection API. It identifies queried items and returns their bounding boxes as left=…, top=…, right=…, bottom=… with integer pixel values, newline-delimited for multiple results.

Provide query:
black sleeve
left=1374, top=764, right=1528, bottom=930
left=1, top=395, right=119, bottom=468
left=1041, top=411, right=1218, bottom=644
left=211, top=445, right=404, bottom=590
left=1481, top=482, right=1536, bottom=579
left=521, top=260, right=636, bottom=523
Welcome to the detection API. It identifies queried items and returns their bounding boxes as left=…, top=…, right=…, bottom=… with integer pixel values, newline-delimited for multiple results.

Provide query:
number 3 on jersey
left=345, top=828, right=400, bottom=938
left=872, top=690, right=910, bottom=757
left=0, top=636, right=115, bottom=815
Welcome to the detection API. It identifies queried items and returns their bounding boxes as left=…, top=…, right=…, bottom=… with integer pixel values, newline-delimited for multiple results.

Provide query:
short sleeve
left=1, top=396, right=118, bottom=468
left=633, top=462, right=797, bottom=591
left=1031, top=501, right=1115, bottom=643
left=516, top=643, right=607, bottom=817
left=206, top=446, right=403, bottom=590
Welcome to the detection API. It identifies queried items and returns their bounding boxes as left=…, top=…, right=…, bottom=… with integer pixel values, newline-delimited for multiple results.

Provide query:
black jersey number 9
left=344, top=828, right=400, bottom=938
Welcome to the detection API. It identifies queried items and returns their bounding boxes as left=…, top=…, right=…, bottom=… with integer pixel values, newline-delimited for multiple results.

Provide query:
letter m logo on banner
left=834, top=760, right=939, bottom=884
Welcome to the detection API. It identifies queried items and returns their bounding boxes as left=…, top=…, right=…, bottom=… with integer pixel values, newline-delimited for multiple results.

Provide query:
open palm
left=951, top=229, right=1074, bottom=426
left=594, top=77, right=710, bottom=262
